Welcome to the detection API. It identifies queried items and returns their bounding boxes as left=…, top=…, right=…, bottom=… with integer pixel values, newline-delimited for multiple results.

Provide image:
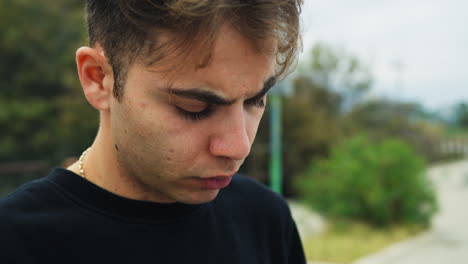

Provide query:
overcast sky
left=299, top=0, right=467, bottom=111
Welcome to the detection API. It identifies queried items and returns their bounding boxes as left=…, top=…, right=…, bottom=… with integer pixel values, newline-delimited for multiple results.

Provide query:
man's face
left=110, top=25, right=276, bottom=204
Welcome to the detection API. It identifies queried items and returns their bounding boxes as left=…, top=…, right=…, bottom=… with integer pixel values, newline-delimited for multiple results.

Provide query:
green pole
left=269, top=94, right=282, bottom=194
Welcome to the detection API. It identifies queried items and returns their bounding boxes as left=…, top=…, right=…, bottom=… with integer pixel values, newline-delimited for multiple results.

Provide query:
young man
left=0, top=1, right=305, bottom=263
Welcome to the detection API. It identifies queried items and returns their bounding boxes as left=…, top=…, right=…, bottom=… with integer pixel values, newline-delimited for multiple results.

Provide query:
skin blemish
left=115, top=144, right=120, bottom=152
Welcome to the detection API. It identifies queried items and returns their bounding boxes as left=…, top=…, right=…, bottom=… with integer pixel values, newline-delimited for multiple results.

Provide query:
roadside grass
left=303, top=221, right=425, bottom=264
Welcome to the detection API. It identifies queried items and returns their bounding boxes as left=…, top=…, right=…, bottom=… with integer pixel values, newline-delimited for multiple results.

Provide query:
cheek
left=132, top=105, right=209, bottom=160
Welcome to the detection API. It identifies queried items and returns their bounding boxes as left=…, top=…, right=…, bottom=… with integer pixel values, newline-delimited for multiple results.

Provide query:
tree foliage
left=0, top=0, right=96, bottom=165
left=343, top=100, right=444, bottom=162
left=296, top=135, right=438, bottom=227
left=452, top=102, right=468, bottom=129
left=0, top=0, right=85, bottom=98
left=301, top=43, right=373, bottom=110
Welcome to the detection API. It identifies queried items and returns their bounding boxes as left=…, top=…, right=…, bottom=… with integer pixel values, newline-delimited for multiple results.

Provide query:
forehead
left=139, top=24, right=277, bottom=89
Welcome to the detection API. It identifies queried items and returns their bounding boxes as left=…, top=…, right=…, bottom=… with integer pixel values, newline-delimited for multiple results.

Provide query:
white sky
left=299, top=0, right=468, bottom=111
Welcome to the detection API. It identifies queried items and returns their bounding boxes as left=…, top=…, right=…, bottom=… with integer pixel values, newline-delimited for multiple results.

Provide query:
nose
left=209, top=109, right=252, bottom=161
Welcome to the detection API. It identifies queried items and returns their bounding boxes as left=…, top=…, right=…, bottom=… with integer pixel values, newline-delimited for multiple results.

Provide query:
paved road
left=354, top=159, right=468, bottom=264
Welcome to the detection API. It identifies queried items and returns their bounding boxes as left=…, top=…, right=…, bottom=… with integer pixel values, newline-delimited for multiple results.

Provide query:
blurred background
left=1, top=0, right=467, bottom=263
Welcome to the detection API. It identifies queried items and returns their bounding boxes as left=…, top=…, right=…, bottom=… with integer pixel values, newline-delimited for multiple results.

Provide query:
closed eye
left=176, top=105, right=215, bottom=121
left=177, top=95, right=266, bottom=121
left=245, top=93, right=267, bottom=108
left=167, top=75, right=274, bottom=121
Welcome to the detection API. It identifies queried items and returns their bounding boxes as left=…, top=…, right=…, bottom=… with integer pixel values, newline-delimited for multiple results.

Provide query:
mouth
left=194, top=176, right=233, bottom=189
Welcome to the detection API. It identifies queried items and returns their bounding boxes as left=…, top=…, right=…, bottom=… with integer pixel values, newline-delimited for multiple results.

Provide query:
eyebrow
left=166, top=76, right=278, bottom=105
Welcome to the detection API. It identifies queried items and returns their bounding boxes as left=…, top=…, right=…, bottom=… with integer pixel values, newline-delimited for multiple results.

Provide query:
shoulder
left=0, top=178, right=52, bottom=224
left=0, top=168, right=76, bottom=217
left=0, top=174, right=68, bottom=230
left=0, top=178, right=54, bottom=256
left=0, top=178, right=48, bottom=212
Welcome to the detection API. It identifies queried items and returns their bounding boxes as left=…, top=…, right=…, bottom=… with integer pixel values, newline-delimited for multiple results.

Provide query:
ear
left=76, top=46, right=114, bottom=111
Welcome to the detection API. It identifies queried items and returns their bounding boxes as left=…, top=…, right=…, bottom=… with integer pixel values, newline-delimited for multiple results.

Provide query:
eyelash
left=176, top=105, right=214, bottom=121
left=177, top=96, right=266, bottom=121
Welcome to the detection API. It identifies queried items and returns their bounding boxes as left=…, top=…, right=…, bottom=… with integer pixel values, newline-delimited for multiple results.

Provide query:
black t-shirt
left=0, top=168, right=306, bottom=264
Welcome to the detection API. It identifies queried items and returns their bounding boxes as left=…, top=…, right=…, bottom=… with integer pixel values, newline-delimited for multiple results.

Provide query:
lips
left=195, top=176, right=232, bottom=189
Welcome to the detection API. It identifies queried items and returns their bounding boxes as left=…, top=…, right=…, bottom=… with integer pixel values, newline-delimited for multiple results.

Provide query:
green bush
left=296, top=134, right=437, bottom=227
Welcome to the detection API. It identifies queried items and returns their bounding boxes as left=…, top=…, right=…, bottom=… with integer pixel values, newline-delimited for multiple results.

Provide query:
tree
left=300, top=42, right=373, bottom=110
left=0, top=0, right=85, bottom=98
left=344, top=100, right=444, bottom=162
left=452, top=102, right=468, bottom=128
left=0, top=0, right=97, bottom=166
left=296, top=135, right=437, bottom=227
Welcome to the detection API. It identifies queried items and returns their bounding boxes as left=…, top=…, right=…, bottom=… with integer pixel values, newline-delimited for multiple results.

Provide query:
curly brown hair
left=85, top=0, right=303, bottom=99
